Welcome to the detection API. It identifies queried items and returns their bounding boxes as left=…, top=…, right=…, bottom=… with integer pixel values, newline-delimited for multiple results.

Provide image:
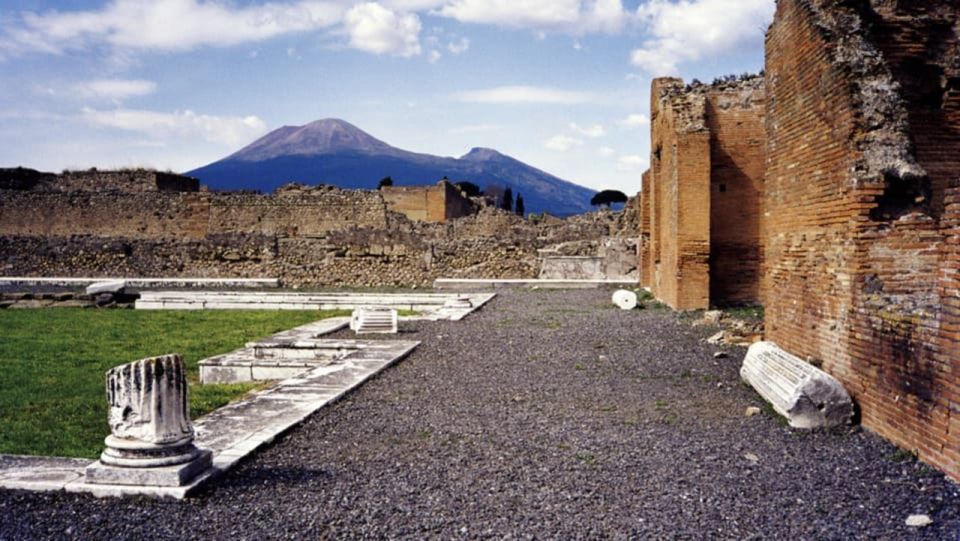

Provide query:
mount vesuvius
left=186, top=119, right=597, bottom=216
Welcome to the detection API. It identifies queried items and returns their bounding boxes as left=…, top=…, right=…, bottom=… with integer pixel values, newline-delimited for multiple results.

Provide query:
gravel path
left=1, top=288, right=958, bottom=539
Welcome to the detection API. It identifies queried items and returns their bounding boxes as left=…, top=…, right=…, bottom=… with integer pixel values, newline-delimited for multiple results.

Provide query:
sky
left=0, top=0, right=775, bottom=195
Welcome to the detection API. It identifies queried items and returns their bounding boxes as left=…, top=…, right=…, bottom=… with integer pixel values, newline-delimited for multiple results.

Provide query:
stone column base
left=85, top=448, right=212, bottom=487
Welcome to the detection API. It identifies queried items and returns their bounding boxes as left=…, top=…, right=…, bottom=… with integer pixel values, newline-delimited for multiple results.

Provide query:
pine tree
left=502, top=187, right=513, bottom=211
left=515, top=194, right=525, bottom=216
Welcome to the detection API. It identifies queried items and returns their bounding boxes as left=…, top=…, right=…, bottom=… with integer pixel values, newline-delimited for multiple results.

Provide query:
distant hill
left=186, top=118, right=596, bottom=216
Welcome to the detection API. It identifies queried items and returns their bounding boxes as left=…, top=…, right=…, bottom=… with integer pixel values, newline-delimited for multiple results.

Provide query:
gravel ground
left=1, top=288, right=958, bottom=539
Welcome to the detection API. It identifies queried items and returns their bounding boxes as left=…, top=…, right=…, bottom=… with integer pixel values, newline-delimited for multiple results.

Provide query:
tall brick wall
left=641, top=77, right=764, bottom=309
left=706, top=81, right=766, bottom=305
left=866, top=1, right=960, bottom=219
left=640, top=170, right=652, bottom=288
left=764, top=0, right=958, bottom=481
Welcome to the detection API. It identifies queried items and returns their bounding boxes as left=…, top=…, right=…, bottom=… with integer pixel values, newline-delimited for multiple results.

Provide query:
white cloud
left=631, top=0, right=774, bottom=75
left=73, top=79, right=156, bottom=100
left=344, top=2, right=422, bottom=57
left=447, top=37, right=469, bottom=54
left=81, top=107, right=267, bottom=146
left=4, top=0, right=344, bottom=54
left=544, top=134, right=583, bottom=151
left=436, top=0, right=627, bottom=34
left=597, top=146, right=615, bottom=157
left=617, top=154, right=648, bottom=171
left=453, top=85, right=595, bottom=105
left=619, top=113, right=649, bottom=128
left=450, top=123, right=501, bottom=134
left=428, top=49, right=442, bottom=63
left=569, top=122, right=605, bottom=138
left=383, top=0, right=448, bottom=9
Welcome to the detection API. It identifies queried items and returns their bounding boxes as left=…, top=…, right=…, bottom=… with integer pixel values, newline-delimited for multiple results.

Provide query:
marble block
left=741, top=342, right=853, bottom=429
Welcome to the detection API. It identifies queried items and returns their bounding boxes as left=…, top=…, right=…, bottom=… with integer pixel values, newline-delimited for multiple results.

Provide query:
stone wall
left=764, top=0, right=958, bottom=481
left=0, top=175, right=633, bottom=287
left=54, top=169, right=199, bottom=192
left=640, top=76, right=764, bottom=309
left=380, top=180, right=476, bottom=223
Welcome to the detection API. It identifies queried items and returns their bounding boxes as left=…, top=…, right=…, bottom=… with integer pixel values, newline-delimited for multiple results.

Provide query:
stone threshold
left=434, top=278, right=640, bottom=290
left=136, top=291, right=496, bottom=322
left=0, top=334, right=419, bottom=499
left=0, top=277, right=279, bottom=288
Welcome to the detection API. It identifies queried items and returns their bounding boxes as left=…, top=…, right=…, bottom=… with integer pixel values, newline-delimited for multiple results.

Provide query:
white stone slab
left=0, top=277, right=279, bottom=288
left=136, top=291, right=496, bottom=322
left=85, top=280, right=126, bottom=295
left=740, top=341, right=854, bottom=429
left=434, top=278, right=639, bottom=290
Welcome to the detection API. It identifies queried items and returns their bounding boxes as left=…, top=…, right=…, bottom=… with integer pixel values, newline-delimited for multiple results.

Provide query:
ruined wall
left=380, top=180, right=476, bottom=223
left=643, top=77, right=765, bottom=309
left=208, top=186, right=390, bottom=237
left=0, top=187, right=389, bottom=239
left=0, top=173, right=632, bottom=288
left=55, top=169, right=199, bottom=192
left=645, top=77, right=711, bottom=309
left=706, top=79, right=766, bottom=305
left=764, top=0, right=958, bottom=481
left=0, top=191, right=214, bottom=239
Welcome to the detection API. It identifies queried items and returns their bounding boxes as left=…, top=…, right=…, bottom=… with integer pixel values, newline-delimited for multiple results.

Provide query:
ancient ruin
left=639, top=75, right=765, bottom=309
left=85, top=354, right=212, bottom=487
left=741, top=341, right=854, bottom=429
left=0, top=168, right=637, bottom=287
left=763, top=0, right=958, bottom=483
left=640, top=0, right=959, bottom=481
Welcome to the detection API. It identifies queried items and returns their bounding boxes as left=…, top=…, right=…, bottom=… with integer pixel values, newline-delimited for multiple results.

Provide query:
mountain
left=186, top=119, right=596, bottom=216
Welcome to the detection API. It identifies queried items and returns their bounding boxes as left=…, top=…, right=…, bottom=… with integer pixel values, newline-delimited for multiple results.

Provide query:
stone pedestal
left=350, top=308, right=399, bottom=334
left=85, top=354, right=212, bottom=487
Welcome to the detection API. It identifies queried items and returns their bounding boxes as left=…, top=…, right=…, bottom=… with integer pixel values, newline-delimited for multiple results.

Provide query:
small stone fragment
left=696, top=310, right=724, bottom=326
left=745, top=406, right=762, bottom=417
left=714, top=351, right=729, bottom=359
left=744, top=452, right=760, bottom=463
left=706, top=331, right=725, bottom=345
left=905, top=514, right=933, bottom=528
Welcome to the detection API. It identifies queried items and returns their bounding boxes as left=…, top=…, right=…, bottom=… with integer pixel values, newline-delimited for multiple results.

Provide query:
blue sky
left=0, top=0, right=774, bottom=195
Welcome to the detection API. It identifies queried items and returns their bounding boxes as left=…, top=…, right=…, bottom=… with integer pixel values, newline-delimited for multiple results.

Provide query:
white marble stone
left=350, top=308, right=398, bottom=334
left=86, top=354, right=212, bottom=487
left=612, top=289, right=638, bottom=310
left=85, top=280, right=126, bottom=295
left=740, top=342, right=853, bottom=429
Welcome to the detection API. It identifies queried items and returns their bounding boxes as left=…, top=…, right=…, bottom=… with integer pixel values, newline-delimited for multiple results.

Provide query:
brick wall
left=764, top=0, right=958, bottom=481
left=640, top=170, right=652, bottom=288
left=641, top=77, right=764, bottom=309
left=706, top=82, right=766, bottom=305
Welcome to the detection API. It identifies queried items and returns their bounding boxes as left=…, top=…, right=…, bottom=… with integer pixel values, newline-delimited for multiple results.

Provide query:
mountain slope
left=187, top=119, right=595, bottom=216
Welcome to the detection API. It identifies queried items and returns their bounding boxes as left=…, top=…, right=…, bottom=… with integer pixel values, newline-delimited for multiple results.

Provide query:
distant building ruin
left=0, top=168, right=635, bottom=288
left=380, top=179, right=476, bottom=223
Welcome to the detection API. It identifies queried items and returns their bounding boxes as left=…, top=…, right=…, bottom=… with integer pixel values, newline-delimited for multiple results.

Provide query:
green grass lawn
left=0, top=308, right=348, bottom=458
